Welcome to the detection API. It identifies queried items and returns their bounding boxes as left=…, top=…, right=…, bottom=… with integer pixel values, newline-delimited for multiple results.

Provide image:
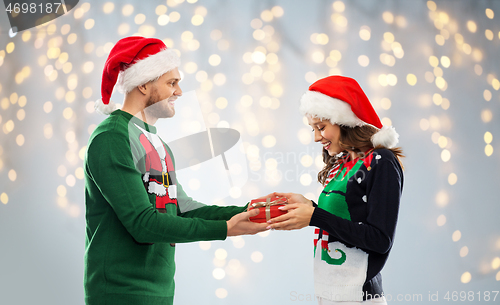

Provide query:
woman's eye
left=318, top=127, right=325, bottom=131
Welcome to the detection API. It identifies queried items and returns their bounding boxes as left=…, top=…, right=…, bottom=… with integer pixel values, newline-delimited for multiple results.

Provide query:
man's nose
left=175, top=85, right=182, bottom=96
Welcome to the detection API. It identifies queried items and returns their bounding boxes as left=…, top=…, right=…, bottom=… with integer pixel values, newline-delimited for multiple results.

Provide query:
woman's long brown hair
left=318, top=125, right=404, bottom=185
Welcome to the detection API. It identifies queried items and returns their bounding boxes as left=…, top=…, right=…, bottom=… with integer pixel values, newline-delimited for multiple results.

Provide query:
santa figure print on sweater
left=135, top=124, right=178, bottom=212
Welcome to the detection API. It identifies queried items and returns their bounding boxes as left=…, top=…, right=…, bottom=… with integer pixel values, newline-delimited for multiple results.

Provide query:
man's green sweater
left=84, top=110, right=246, bottom=304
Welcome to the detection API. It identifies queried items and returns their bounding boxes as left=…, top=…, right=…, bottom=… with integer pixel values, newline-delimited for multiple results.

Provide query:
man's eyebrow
left=166, top=77, right=181, bottom=82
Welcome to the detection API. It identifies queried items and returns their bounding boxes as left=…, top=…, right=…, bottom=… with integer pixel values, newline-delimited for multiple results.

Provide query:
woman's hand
left=266, top=194, right=315, bottom=230
left=252, top=192, right=315, bottom=230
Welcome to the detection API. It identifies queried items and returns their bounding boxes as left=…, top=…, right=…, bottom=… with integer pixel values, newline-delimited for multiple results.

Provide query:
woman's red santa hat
left=95, top=36, right=180, bottom=115
left=299, top=75, right=399, bottom=148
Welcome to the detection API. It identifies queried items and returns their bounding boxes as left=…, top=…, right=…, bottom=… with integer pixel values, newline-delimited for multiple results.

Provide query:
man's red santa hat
left=299, top=75, right=399, bottom=148
left=95, top=36, right=180, bottom=115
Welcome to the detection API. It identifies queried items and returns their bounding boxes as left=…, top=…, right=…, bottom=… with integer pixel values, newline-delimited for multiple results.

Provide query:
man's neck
left=121, top=95, right=158, bottom=125
left=136, top=110, right=158, bottom=126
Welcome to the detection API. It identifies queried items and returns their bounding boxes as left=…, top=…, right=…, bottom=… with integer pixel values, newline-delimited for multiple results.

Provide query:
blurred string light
left=424, top=0, right=499, bottom=284
left=215, top=288, right=228, bottom=299
left=0, top=2, right=100, bottom=219
left=0, top=192, right=8, bottom=204
left=242, top=5, right=284, bottom=108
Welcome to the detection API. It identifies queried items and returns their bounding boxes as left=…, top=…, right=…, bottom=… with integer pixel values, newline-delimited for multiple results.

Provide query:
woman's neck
left=347, top=146, right=373, bottom=160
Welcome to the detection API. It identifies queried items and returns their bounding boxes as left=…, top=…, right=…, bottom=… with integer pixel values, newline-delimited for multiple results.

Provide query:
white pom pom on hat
left=371, top=125, right=399, bottom=148
left=95, top=36, right=180, bottom=115
left=300, top=75, right=399, bottom=148
left=94, top=98, right=117, bottom=115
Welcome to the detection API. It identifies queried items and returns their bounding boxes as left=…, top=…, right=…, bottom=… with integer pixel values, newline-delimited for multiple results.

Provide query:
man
left=84, top=36, right=267, bottom=305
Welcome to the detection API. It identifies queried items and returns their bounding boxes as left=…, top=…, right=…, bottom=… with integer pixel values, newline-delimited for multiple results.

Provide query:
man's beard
left=144, top=86, right=175, bottom=119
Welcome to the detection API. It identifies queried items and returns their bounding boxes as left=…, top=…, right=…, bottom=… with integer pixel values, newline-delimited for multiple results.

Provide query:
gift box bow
left=248, top=196, right=288, bottom=222
left=249, top=196, right=287, bottom=209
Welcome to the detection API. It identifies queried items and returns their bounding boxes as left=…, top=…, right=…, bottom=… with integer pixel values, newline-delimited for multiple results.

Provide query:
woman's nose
left=314, top=130, right=322, bottom=142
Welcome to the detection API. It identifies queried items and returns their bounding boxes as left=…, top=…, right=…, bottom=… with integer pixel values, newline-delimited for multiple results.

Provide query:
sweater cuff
left=216, top=220, right=229, bottom=240
left=309, top=206, right=338, bottom=228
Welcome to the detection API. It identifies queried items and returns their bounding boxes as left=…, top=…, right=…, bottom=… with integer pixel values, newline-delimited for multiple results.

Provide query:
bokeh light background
left=1, top=0, right=500, bottom=304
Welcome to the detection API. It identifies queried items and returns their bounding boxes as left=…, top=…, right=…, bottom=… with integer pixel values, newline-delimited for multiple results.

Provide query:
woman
left=267, top=76, right=404, bottom=304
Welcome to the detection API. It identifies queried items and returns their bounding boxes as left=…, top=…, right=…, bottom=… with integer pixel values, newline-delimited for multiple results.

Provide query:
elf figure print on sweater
left=135, top=124, right=177, bottom=212
left=311, top=149, right=403, bottom=302
left=314, top=229, right=346, bottom=265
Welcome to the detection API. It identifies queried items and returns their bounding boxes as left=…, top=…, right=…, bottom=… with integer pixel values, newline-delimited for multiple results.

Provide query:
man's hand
left=253, top=192, right=279, bottom=200
left=254, top=192, right=312, bottom=206
left=274, top=192, right=313, bottom=206
left=226, top=209, right=269, bottom=237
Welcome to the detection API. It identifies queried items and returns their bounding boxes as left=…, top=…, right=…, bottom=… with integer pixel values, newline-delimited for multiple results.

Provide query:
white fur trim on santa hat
left=148, top=181, right=167, bottom=197
left=299, top=91, right=365, bottom=127
left=116, top=48, right=180, bottom=94
left=371, top=125, right=399, bottom=148
left=142, top=172, right=150, bottom=183
left=94, top=98, right=118, bottom=115
left=147, top=182, right=177, bottom=199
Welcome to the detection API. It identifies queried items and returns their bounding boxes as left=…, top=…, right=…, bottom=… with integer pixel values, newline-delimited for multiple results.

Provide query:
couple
left=84, top=36, right=403, bottom=305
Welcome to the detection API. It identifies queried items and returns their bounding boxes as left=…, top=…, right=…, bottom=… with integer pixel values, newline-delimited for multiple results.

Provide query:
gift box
left=247, top=196, right=288, bottom=223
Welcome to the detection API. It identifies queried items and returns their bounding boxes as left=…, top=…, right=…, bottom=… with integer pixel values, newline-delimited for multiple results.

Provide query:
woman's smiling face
left=307, top=115, right=342, bottom=156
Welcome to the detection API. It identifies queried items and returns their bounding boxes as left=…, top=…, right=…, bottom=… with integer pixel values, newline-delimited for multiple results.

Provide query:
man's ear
left=137, top=83, right=149, bottom=95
